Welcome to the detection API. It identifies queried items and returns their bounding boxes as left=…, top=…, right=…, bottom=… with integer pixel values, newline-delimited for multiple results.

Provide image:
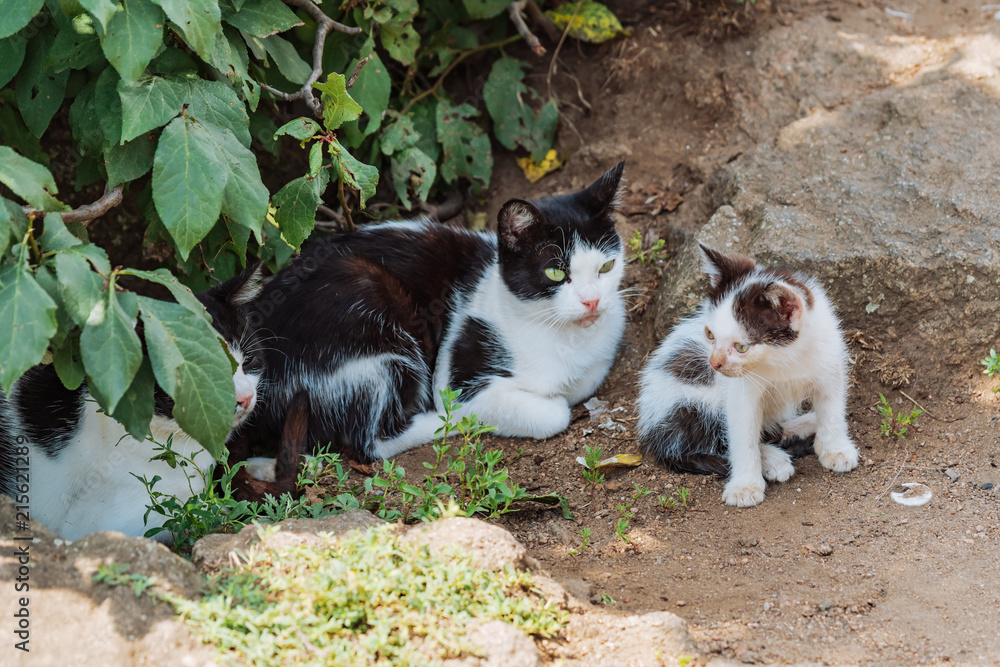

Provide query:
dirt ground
left=388, top=1, right=1000, bottom=664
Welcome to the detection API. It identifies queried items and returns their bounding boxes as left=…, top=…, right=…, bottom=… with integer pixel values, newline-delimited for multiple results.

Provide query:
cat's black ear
left=578, top=161, right=626, bottom=217
left=700, top=244, right=756, bottom=295
left=497, top=199, right=545, bottom=251
left=213, top=261, right=266, bottom=306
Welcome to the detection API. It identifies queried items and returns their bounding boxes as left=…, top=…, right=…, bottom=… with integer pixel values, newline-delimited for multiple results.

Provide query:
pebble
left=982, top=483, right=994, bottom=490
left=738, top=536, right=759, bottom=548
left=675, top=600, right=687, bottom=607
left=817, top=543, right=834, bottom=556
left=944, top=468, right=960, bottom=483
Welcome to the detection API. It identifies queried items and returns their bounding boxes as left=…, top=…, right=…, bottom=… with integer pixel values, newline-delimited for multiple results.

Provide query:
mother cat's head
left=496, top=161, right=626, bottom=328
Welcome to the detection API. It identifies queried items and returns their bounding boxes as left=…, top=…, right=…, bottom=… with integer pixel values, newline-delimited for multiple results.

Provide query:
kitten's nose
left=582, top=299, right=600, bottom=312
left=237, top=390, right=254, bottom=411
left=709, top=351, right=725, bottom=370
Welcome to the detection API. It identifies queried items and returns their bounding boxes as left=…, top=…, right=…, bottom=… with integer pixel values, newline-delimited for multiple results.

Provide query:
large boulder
left=655, top=30, right=1000, bottom=369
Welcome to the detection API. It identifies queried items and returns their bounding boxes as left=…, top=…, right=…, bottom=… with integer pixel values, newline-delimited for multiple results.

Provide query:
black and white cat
left=244, top=163, right=627, bottom=463
left=0, top=265, right=265, bottom=540
left=637, top=244, right=858, bottom=507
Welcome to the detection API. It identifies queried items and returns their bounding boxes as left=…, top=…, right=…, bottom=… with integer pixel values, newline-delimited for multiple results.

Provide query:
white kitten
left=637, top=244, right=858, bottom=507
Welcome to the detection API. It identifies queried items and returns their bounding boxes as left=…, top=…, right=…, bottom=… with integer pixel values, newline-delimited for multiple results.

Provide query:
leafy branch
left=21, top=185, right=124, bottom=226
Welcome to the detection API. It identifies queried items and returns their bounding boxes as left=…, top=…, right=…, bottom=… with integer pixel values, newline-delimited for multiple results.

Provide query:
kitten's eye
left=705, top=327, right=714, bottom=341
left=599, top=259, right=615, bottom=274
left=544, top=267, right=566, bottom=282
left=735, top=342, right=751, bottom=353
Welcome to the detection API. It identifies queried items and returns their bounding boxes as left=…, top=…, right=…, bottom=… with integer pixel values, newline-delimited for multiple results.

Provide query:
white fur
left=638, top=269, right=858, bottom=508
left=374, top=232, right=626, bottom=458
left=21, top=351, right=260, bottom=542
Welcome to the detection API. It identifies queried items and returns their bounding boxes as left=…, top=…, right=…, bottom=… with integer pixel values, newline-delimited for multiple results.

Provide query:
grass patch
left=98, top=522, right=567, bottom=665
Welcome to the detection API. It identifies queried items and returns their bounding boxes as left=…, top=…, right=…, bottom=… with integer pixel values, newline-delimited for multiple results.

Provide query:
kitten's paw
left=816, top=438, right=859, bottom=472
left=722, top=478, right=766, bottom=507
left=760, top=444, right=795, bottom=482
left=245, top=457, right=277, bottom=482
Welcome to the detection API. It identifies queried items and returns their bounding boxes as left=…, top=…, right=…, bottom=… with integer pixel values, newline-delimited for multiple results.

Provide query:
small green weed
left=94, top=564, right=157, bottom=597
left=658, top=486, right=692, bottom=510
left=982, top=348, right=1000, bottom=377
left=581, top=444, right=606, bottom=503
left=614, top=503, right=636, bottom=544
left=600, top=593, right=617, bottom=605
left=568, top=527, right=592, bottom=555
left=877, top=393, right=923, bottom=439
left=627, top=231, right=669, bottom=266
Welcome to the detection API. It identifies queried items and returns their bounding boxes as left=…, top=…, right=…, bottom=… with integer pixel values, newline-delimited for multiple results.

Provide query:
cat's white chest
left=28, top=400, right=212, bottom=541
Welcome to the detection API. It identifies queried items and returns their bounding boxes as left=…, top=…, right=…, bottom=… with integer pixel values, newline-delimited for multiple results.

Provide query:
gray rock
left=402, top=517, right=533, bottom=571
left=654, top=29, right=1000, bottom=369
left=945, top=468, right=961, bottom=483
left=191, top=509, right=384, bottom=572
left=0, top=495, right=213, bottom=667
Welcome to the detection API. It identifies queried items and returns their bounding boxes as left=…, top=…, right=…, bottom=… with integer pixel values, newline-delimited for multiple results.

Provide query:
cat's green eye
left=735, top=342, right=751, bottom=353
left=544, top=267, right=566, bottom=282
left=705, top=327, right=714, bottom=341
left=599, top=259, right=615, bottom=274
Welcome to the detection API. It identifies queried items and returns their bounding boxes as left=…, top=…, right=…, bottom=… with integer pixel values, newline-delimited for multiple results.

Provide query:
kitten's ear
left=219, top=261, right=267, bottom=306
left=764, top=283, right=803, bottom=325
left=578, top=161, right=626, bottom=217
left=699, top=244, right=756, bottom=290
left=497, top=199, right=545, bottom=250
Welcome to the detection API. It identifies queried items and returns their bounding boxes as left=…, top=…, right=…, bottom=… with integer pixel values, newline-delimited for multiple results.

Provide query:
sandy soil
left=389, top=1, right=1000, bottom=664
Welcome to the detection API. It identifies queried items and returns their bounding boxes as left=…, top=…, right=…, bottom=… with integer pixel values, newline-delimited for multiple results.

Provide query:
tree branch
left=22, top=184, right=124, bottom=226
left=261, top=0, right=363, bottom=118
left=509, top=1, right=546, bottom=56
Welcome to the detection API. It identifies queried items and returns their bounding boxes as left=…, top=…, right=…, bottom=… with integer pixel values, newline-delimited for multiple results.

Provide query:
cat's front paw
left=722, top=478, right=766, bottom=507
left=816, top=437, right=859, bottom=472
left=760, top=444, right=795, bottom=482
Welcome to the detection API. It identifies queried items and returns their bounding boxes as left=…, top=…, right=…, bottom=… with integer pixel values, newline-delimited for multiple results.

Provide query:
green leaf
left=390, top=147, right=435, bottom=209
left=483, top=57, right=559, bottom=161
left=380, top=113, right=420, bottom=154
left=226, top=0, right=302, bottom=37
left=0, top=146, right=68, bottom=211
left=341, top=48, right=391, bottom=147
left=271, top=174, right=321, bottom=250
left=462, top=0, right=508, bottom=20
left=47, top=12, right=103, bottom=73
left=273, top=117, right=320, bottom=141
left=118, top=76, right=188, bottom=143
left=380, top=22, right=419, bottom=67
left=0, top=199, right=10, bottom=259
left=183, top=77, right=252, bottom=147
left=121, top=267, right=208, bottom=316
left=79, top=0, right=120, bottom=31
left=39, top=213, right=83, bottom=252
left=308, top=141, right=322, bottom=177
left=102, top=0, right=165, bottom=83
left=329, top=139, right=378, bottom=209
left=138, top=296, right=235, bottom=457
left=152, top=115, right=229, bottom=259
left=0, top=0, right=45, bottom=40
left=0, top=264, right=58, bottom=393
left=53, top=336, right=85, bottom=391
left=94, top=65, right=124, bottom=145
left=15, top=26, right=71, bottom=137
left=313, top=73, right=362, bottom=132
left=436, top=99, right=492, bottom=190
left=104, top=134, right=156, bottom=187
left=545, top=1, right=626, bottom=44
left=207, top=24, right=258, bottom=110
left=110, top=355, right=155, bottom=440
left=80, top=286, right=142, bottom=412
left=261, top=34, right=310, bottom=85
left=203, top=122, right=267, bottom=240
left=54, top=250, right=105, bottom=326
left=0, top=34, right=28, bottom=88
left=151, top=0, right=221, bottom=59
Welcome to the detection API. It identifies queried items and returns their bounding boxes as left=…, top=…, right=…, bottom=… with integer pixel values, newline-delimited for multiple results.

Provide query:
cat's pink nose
left=582, top=299, right=600, bottom=312
left=709, top=351, right=725, bottom=370
left=237, top=391, right=254, bottom=410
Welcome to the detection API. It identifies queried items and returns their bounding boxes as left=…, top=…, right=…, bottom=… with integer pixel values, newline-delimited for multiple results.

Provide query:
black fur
left=664, top=339, right=714, bottom=385
left=449, top=318, right=513, bottom=399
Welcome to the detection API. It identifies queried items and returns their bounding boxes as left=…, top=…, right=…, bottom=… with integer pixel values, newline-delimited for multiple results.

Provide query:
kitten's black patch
left=664, top=339, right=715, bottom=385
left=700, top=244, right=757, bottom=304
left=733, top=281, right=800, bottom=346
left=12, top=366, right=85, bottom=457
left=449, top=318, right=513, bottom=399
left=641, top=405, right=810, bottom=476
left=498, top=162, right=624, bottom=302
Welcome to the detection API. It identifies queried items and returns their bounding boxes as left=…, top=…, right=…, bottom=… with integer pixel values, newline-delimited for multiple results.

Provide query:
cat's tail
left=775, top=434, right=815, bottom=459
left=665, top=454, right=731, bottom=477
